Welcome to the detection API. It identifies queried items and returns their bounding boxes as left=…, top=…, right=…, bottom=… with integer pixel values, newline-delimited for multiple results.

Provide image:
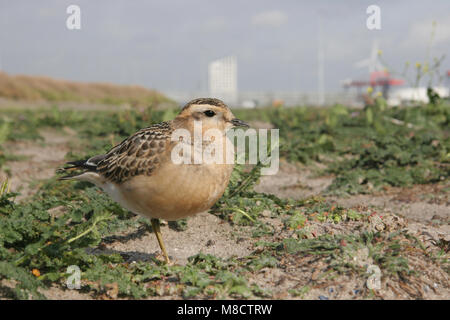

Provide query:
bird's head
left=174, top=98, right=248, bottom=134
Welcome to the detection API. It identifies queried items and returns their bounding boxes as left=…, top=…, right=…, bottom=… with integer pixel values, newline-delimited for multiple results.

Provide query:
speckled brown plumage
left=96, top=121, right=173, bottom=183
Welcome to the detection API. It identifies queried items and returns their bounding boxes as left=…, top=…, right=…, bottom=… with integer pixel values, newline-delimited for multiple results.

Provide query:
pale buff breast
left=116, top=161, right=234, bottom=221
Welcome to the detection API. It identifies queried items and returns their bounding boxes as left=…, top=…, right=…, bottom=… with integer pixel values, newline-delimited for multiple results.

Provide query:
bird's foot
left=154, top=252, right=174, bottom=266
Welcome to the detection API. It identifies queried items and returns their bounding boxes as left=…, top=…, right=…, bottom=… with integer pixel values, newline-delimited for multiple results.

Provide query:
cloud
left=202, top=17, right=227, bottom=31
left=402, top=17, right=450, bottom=49
left=251, top=10, right=287, bottom=27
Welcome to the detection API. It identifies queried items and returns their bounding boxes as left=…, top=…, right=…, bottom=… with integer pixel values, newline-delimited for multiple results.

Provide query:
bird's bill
left=230, top=118, right=249, bottom=128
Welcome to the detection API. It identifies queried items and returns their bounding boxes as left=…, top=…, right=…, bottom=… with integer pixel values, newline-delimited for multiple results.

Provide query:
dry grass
left=0, top=72, right=171, bottom=107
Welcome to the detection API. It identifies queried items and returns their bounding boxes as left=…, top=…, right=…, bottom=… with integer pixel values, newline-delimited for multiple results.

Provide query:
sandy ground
left=1, top=128, right=448, bottom=300
left=255, top=160, right=449, bottom=240
left=98, top=212, right=254, bottom=265
left=0, top=129, right=72, bottom=200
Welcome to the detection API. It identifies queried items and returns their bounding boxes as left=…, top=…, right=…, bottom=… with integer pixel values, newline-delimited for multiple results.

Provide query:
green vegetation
left=0, top=99, right=448, bottom=299
left=2, top=159, right=441, bottom=299
left=236, top=98, right=449, bottom=195
left=0, top=180, right=271, bottom=299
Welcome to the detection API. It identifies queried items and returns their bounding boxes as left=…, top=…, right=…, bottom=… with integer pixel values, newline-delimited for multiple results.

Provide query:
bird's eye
left=204, top=110, right=216, bottom=117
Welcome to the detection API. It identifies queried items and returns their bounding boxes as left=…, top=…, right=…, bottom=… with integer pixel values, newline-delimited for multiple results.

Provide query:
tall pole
left=318, top=15, right=325, bottom=106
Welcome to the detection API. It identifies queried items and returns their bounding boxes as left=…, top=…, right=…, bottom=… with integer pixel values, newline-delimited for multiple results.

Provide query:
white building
left=208, top=56, right=237, bottom=105
left=387, top=86, right=449, bottom=106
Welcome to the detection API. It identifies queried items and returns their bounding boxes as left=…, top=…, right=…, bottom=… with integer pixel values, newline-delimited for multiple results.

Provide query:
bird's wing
left=96, top=121, right=174, bottom=183
left=61, top=121, right=174, bottom=183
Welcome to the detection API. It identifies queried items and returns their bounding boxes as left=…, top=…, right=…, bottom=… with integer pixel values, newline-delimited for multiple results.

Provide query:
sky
left=0, top=0, right=449, bottom=94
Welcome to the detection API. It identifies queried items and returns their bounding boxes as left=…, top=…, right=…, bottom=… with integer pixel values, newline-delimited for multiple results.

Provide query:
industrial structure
left=343, top=39, right=404, bottom=101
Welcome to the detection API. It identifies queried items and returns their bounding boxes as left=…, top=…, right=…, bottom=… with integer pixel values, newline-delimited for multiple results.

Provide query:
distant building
left=208, top=56, right=237, bottom=105
left=387, top=86, right=449, bottom=106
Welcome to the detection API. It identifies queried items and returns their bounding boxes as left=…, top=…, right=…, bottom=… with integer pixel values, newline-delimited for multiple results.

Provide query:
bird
left=59, top=98, right=249, bottom=264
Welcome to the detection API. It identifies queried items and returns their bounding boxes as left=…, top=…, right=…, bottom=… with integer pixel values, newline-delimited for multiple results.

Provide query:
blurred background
left=0, top=0, right=449, bottom=108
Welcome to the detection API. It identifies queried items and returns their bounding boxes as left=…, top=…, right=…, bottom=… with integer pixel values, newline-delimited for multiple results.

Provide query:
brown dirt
left=0, top=72, right=169, bottom=108
left=256, top=160, right=449, bottom=239
left=0, top=129, right=73, bottom=200
left=254, top=160, right=333, bottom=199
left=99, top=212, right=255, bottom=265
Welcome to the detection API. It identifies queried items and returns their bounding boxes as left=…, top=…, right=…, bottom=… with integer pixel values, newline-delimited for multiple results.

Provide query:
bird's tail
left=58, top=156, right=103, bottom=180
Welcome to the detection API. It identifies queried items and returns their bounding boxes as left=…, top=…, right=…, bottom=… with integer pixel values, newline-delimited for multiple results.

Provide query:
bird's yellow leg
left=151, top=218, right=170, bottom=264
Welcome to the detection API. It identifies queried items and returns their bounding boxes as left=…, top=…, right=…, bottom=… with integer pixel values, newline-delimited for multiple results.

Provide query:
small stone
left=319, top=295, right=329, bottom=300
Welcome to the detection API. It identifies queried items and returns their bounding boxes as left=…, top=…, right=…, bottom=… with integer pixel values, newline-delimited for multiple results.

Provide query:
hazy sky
left=0, top=0, right=449, bottom=93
